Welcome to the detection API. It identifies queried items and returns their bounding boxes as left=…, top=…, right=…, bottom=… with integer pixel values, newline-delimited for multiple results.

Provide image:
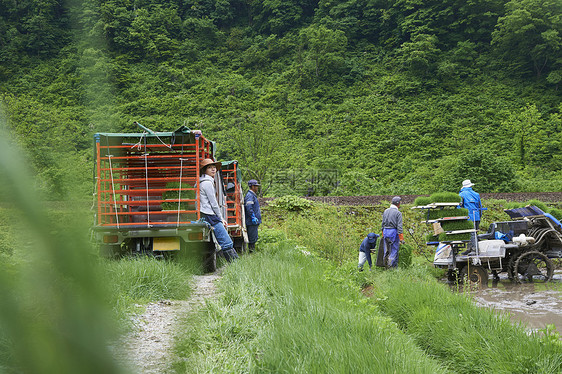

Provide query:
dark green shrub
left=399, top=243, right=413, bottom=268
left=258, top=228, right=287, bottom=244
left=524, top=199, right=548, bottom=212
left=548, top=208, right=562, bottom=220
left=504, top=202, right=524, bottom=210
left=269, top=196, right=314, bottom=211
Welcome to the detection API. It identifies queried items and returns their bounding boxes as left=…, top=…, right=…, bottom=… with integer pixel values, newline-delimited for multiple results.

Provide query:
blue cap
left=248, top=179, right=260, bottom=187
left=367, top=233, right=378, bottom=243
left=391, top=196, right=401, bottom=205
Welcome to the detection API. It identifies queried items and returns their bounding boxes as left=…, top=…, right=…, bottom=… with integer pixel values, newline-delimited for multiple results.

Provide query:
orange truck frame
left=92, top=124, right=247, bottom=271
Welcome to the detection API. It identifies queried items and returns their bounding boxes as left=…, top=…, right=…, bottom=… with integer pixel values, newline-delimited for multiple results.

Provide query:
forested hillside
left=1, top=0, right=561, bottom=199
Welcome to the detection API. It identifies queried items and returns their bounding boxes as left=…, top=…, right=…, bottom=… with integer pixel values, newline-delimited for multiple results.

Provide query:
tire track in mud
left=115, top=273, right=220, bottom=374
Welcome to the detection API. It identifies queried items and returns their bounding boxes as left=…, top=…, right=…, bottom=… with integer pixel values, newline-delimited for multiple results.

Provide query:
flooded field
left=466, top=271, right=562, bottom=334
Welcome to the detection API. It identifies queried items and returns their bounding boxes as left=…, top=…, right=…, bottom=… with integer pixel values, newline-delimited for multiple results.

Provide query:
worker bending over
left=358, top=233, right=379, bottom=271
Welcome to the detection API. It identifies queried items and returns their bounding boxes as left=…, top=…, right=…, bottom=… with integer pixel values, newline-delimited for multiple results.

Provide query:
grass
left=173, top=242, right=450, bottom=373
left=102, top=257, right=193, bottom=323
left=173, top=237, right=562, bottom=373
left=372, top=270, right=562, bottom=373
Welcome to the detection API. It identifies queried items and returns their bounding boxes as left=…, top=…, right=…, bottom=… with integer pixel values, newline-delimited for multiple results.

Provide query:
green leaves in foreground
left=173, top=242, right=449, bottom=373
left=0, top=123, right=126, bottom=373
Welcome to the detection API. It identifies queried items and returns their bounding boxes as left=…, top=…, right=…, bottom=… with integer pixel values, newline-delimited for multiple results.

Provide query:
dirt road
left=115, top=273, right=220, bottom=373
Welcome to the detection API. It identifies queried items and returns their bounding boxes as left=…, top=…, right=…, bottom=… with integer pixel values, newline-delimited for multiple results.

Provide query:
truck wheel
left=459, top=265, right=488, bottom=289
left=99, top=244, right=120, bottom=258
left=514, top=250, right=554, bottom=283
left=233, top=237, right=248, bottom=255
left=203, top=242, right=217, bottom=273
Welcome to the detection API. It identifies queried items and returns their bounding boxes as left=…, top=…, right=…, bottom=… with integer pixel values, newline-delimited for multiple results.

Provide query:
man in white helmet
left=459, top=179, right=483, bottom=253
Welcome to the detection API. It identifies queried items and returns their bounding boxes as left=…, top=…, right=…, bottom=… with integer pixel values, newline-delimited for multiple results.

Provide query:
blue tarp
left=504, top=206, right=545, bottom=219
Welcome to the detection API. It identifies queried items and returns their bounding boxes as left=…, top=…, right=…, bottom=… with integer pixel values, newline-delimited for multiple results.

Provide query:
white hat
left=462, top=179, right=474, bottom=188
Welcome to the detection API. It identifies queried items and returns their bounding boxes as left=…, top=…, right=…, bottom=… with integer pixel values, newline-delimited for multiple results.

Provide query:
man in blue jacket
left=459, top=179, right=482, bottom=230
left=459, top=179, right=483, bottom=252
left=358, top=233, right=379, bottom=271
left=245, top=179, right=262, bottom=252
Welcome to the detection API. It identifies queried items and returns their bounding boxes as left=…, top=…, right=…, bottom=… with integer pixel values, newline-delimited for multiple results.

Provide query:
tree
left=296, top=24, right=348, bottom=84
left=223, top=112, right=289, bottom=195
left=492, top=0, right=562, bottom=78
left=441, top=147, right=518, bottom=193
left=396, top=33, right=441, bottom=75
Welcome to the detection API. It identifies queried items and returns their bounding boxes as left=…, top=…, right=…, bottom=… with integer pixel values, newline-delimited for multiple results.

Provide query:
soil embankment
left=260, top=192, right=562, bottom=206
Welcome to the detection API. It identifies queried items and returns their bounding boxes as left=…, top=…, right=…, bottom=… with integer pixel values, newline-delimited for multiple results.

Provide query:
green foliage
left=548, top=208, right=562, bottom=220
left=0, top=125, right=125, bottom=373
left=268, top=195, right=314, bottom=211
left=492, top=0, right=562, bottom=78
left=525, top=199, right=549, bottom=212
left=438, top=232, right=471, bottom=242
left=257, top=228, right=287, bottom=245
left=398, top=243, right=413, bottom=268
left=504, top=201, right=525, bottom=209
left=441, top=147, right=518, bottom=193
left=1, top=0, right=562, bottom=199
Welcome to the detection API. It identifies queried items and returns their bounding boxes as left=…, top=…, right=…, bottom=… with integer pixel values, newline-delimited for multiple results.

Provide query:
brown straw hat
left=200, top=158, right=221, bottom=171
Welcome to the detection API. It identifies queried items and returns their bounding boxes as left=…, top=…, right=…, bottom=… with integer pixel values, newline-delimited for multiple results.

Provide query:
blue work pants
left=247, top=224, right=259, bottom=245
left=383, top=228, right=400, bottom=268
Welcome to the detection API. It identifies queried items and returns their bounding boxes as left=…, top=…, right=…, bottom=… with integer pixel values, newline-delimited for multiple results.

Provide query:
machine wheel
left=203, top=241, right=217, bottom=273
left=459, top=265, right=488, bottom=289
left=513, top=250, right=554, bottom=283
left=447, top=269, right=459, bottom=283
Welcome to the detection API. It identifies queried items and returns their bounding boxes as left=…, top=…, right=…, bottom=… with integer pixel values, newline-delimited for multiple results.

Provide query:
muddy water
left=462, top=270, right=562, bottom=334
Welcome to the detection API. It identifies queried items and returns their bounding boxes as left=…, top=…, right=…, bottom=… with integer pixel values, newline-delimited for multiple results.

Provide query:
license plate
left=153, top=237, right=180, bottom=251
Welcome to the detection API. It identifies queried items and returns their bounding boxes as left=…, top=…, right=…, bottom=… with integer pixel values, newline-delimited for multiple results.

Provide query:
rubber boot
left=248, top=243, right=255, bottom=253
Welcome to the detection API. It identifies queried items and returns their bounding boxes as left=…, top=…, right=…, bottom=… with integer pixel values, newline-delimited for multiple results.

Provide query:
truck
left=91, top=123, right=248, bottom=272
left=415, top=204, right=562, bottom=286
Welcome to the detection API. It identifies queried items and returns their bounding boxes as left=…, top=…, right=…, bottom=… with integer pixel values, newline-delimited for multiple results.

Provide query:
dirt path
left=115, top=272, right=220, bottom=373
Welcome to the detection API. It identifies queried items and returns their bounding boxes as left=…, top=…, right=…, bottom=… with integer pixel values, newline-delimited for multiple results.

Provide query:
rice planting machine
left=91, top=123, right=248, bottom=271
left=414, top=203, right=562, bottom=285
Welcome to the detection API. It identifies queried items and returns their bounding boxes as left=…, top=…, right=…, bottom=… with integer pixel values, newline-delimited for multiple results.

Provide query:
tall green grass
left=372, top=270, right=562, bottom=374
left=102, top=257, right=193, bottom=322
left=173, top=242, right=450, bottom=373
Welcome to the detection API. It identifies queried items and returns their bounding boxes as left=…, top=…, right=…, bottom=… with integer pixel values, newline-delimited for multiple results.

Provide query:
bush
left=524, top=199, right=549, bottom=213
left=399, top=243, right=413, bottom=268
left=268, top=195, right=314, bottom=211
left=258, top=228, right=287, bottom=245
left=548, top=208, right=562, bottom=220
